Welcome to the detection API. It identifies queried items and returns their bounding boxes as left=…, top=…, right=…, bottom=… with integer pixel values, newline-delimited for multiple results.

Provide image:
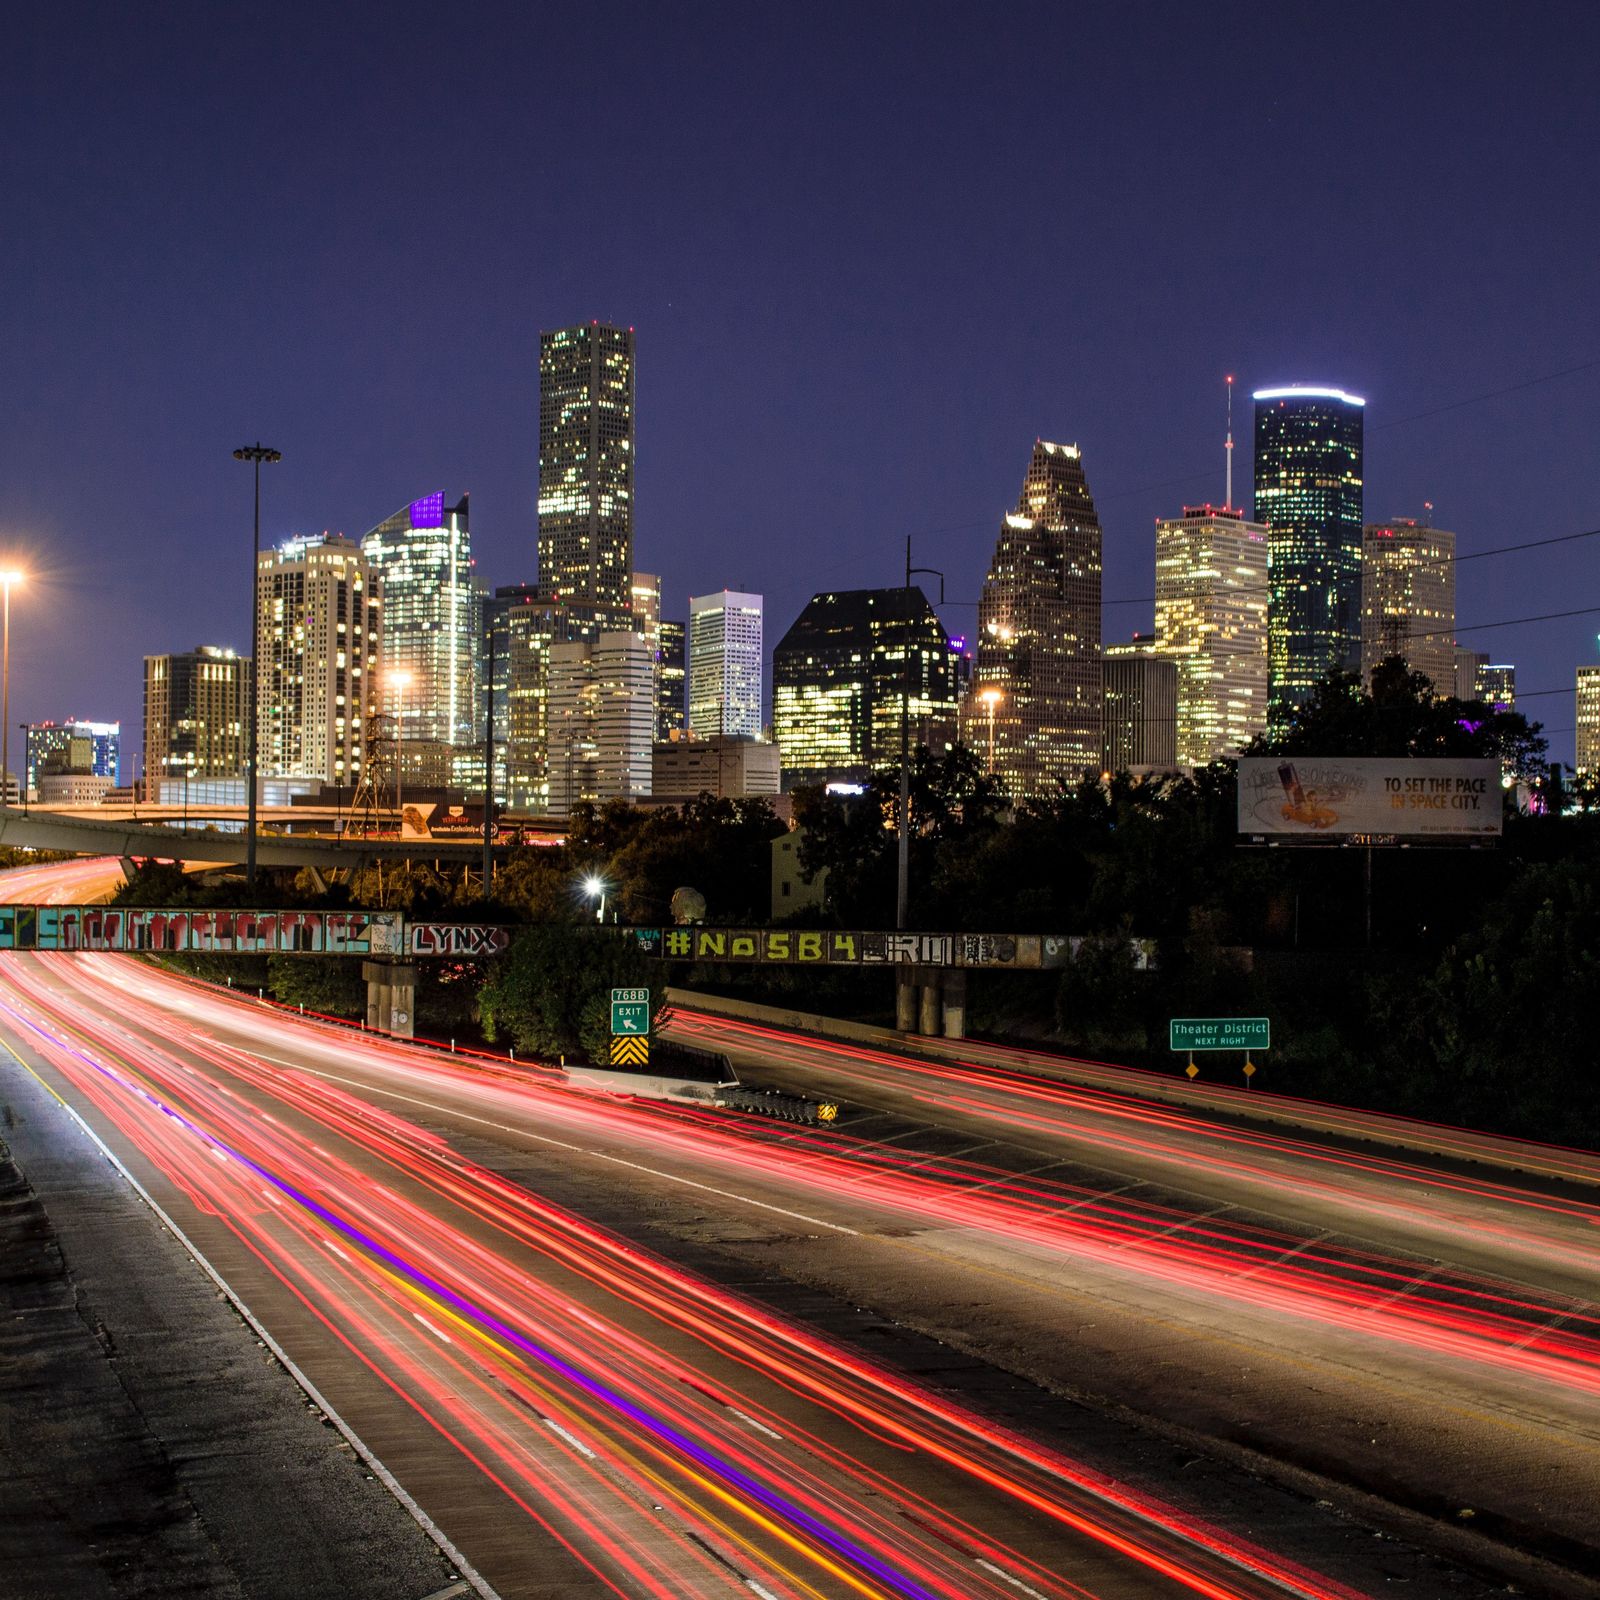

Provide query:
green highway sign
left=611, top=987, right=650, bottom=1036
left=1169, top=1016, right=1270, bottom=1052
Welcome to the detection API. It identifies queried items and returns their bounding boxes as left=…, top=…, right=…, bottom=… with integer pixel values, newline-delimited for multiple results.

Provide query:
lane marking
left=0, top=1028, right=505, bottom=1600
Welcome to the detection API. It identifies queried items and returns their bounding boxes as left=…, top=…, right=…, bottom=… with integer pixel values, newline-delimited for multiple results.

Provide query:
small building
left=652, top=732, right=780, bottom=801
left=771, top=827, right=828, bottom=918
left=38, top=772, right=115, bottom=805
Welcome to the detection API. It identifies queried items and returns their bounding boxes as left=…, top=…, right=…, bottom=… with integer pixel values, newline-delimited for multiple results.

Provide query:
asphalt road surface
left=0, top=862, right=1592, bottom=1597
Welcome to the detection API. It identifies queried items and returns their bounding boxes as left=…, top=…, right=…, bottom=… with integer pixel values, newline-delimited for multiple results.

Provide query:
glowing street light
left=0, top=570, right=23, bottom=807
left=583, top=874, right=608, bottom=923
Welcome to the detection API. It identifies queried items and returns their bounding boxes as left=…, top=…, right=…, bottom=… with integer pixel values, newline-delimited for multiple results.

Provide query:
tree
left=477, top=926, right=657, bottom=1063
left=1257, top=659, right=1547, bottom=781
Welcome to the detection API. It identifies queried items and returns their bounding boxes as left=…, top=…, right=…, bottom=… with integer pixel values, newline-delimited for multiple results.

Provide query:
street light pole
left=0, top=573, right=22, bottom=807
left=233, top=444, right=281, bottom=896
left=898, top=539, right=944, bottom=931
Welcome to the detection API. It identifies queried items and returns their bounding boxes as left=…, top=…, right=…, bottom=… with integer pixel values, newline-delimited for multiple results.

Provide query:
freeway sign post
left=611, top=988, right=650, bottom=1036
left=1169, top=1017, right=1270, bottom=1085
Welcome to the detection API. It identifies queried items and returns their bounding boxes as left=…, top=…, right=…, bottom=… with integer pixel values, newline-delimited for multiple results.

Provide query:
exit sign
left=611, top=988, right=650, bottom=1035
left=1169, top=1017, right=1270, bottom=1052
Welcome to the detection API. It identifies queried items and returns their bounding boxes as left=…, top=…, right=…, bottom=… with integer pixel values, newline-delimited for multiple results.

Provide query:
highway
left=0, top=860, right=1594, bottom=1596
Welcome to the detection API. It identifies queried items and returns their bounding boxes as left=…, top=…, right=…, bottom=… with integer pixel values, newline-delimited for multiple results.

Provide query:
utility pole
left=481, top=617, right=495, bottom=896
left=898, top=537, right=944, bottom=930
left=232, top=444, right=281, bottom=897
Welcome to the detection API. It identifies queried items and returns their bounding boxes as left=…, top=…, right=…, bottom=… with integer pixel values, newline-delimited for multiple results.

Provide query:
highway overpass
left=0, top=803, right=515, bottom=868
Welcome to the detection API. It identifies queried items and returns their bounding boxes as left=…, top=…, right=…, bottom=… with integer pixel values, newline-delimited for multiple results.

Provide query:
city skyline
left=4, top=8, right=1596, bottom=765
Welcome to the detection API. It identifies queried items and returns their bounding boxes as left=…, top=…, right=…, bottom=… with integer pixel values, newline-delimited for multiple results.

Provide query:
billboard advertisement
left=1237, top=757, right=1502, bottom=840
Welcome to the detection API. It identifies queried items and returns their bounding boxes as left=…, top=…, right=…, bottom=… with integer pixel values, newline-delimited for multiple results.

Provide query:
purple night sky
left=4, top=3, right=1598, bottom=764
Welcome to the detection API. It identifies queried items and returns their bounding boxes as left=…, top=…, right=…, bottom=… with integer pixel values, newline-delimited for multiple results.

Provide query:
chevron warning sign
left=610, top=1035, right=650, bottom=1067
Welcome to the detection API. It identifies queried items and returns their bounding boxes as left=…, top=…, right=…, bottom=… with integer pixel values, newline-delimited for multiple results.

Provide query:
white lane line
left=414, top=1313, right=453, bottom=1345
left=976, top=1557, right=1052, bottom=1599
left=251, top=1054, right=861, bottom=1238
left=727, top=1407, right=783, bottom=1441
left=544, top=1419, right=597, bottom=1460
left=4, top=1043, right=503, bottom=1600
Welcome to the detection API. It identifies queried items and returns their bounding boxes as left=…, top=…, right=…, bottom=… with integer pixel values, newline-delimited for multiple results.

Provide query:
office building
left=24, top=721, right=121, bottom=795
left=772, top=587, right=962, bottom=787
left=1479, top=662, right=1516, bottom=712
left=1578, top=667, right=1600, bottom=775
left=1153, top=505, right=1269, bottom=765
left=961, top=440, right=1103, bottom=797
left=657, top=618, right=686, bottom=741
left=1360, top=519, right=1456, bottom=692
left=143, top=646, right=250, bottom=792
left=538, top=323, right=635, bottom=628
left=652, top=733, right=781, bottom=801
left=361, top=493, right=478, bottom=750
left=256, top=535, right=381, bottom=784
left=1253, top=387, right=1365, bottom=733
left=546, top=631, right=654, bottom=814
left=1452, top=648, right=1516, bottom=710
left=1102, top=638, right=1179, bottom=771
left=689, top=590, right=763, bottom=739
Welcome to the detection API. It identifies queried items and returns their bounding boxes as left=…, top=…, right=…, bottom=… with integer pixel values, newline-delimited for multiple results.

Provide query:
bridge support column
left=894, top=970, right=917, bottom=1032
left=362, top=959, right=416, bottom=1039
left=918, top=970, right=941, bottom=1036
left=941, top=967, right=966, bottom=1039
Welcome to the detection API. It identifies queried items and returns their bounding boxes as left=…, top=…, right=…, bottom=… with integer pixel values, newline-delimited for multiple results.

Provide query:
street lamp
left=583, top=874, right=607, bottom=924
left=233, top=443, right=281, bottom=895
left=0, top=571, right=24, bottom=808
left=389, top=669, right=413, bottom=836
left=977, top=684, right=1004, bottom=773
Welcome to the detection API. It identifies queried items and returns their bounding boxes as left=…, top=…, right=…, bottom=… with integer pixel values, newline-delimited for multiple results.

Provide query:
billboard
left=1237, top=757, right=1502, bottom=841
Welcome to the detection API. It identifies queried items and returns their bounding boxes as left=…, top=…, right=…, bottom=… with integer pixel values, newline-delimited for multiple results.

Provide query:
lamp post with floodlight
left=233, top=444, right=281, bottom=894
left=0, top=571, right=24, bottom=808
left=584, top=874, right=607, bottom=924
left=389, top=670, right=413, bottom=837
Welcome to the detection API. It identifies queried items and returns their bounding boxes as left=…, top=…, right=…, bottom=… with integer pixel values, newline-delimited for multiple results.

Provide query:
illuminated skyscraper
left=961, top=440, right=1103, bottom=797
left=689, top=591, right=763, bottom=739
left=547, top=631, right=654, bottom=814
left=1154, top=505, right=1269, bottom=765
left=1253, top=387, right=1365, bottom=732
left=1578, top=666, right=1600, bottom=775
left=143, top=646, right=250, bottom=790
left=656, top=618, right=686, bottom=741
left=255, top=535, right=380, bottom=784
left=1360, top=518, right=1455, bottom=693
left=773, top=588, right=961, bottom=788
left=24, top=720, right=121, bottom=793
left=538, top=323, right=635, bottom=628
left=361, top=493, right=478, bottom=751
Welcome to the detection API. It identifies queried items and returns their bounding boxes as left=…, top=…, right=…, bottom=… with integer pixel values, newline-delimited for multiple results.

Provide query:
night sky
left=5, top=2, right=1598, bottom=767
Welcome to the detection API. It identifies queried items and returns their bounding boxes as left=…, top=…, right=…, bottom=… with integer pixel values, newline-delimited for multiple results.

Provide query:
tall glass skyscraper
left=1253, top=387, right=1365, bottom=732
left=689, top=591, right=763, bottom=739
left=961, top=440, right=1103, bottom=797
left=538, top=323, right=635, bottom=629
left=361, top=493, right=478, bottom=750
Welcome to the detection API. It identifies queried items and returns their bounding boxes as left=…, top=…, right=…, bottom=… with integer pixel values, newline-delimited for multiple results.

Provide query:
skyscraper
left=256, top=535, right=381, bottom=784
left=1253, top=387, right=1365, bottom=733
left=656, top=618, right=686, bottom=741
left=1102, top=638, right=1178, bottom=772
left=143, top=646, right=250, bottom=794
left=1360, top=518, right=1456, bottom=693
left=1154, top=505, right=1269, bottom=765
left=547, top=632, right=654, bottom=814
left=23, top=721, right=121, bottom=794
left=689, top=591, right=763, bottom=739
left=772, top=587, right=962, bottom=787
left=961, top=440, right=1103, bottom=797
left=538, top=323, right=635, bottom=628
left=361, top=493, right=478, bottom=752
left=1578, top=667, right=1600, bottom=776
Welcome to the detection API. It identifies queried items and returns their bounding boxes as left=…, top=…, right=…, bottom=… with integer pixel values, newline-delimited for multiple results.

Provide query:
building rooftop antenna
left=1225, top=374, right=1235, bottom=512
